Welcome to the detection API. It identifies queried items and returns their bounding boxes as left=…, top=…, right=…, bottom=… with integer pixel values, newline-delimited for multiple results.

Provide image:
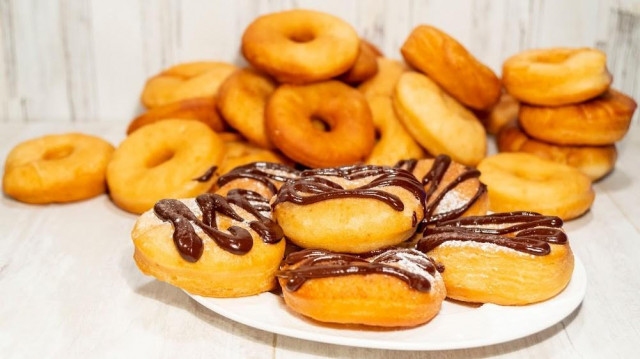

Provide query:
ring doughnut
left=476, top=93, right=519, bottom=135
left=277, top=248, right=446, bottom=327
left=141, top=62, right=237, bottom=108
left=417, top=211, right=574, bottom=305
left=477, top=153, right=595, bottom=220
left=393, top=72, right=486, bottom=166
left=216, top=68, right=277, bottom=149
left=132, top=190, right=285, bottom=297
left=498, top=123, right=617, bottom=181
left=272, top=165, right=425, bottom=253
left=502, top=48, right=612, bottom=106
left=358, top=58, right=409, bottom=99
left=241, top=10, right=359, bottom=84
left=3, top=133, right=114, bottom=204
left=401, top=25, right=501, bottom=110
left=127, top=98, right=225, bottom=134
left=265, top=81, right=375, bottom=168
left=215, top=135, right=291, bottom=182
left=518, top=89, right=637, bottom=145
left=107, top=120, right=225, bottom=214
left=215, top=162, right=300, bottom=199
left=338, top=40, right=382, bottom=84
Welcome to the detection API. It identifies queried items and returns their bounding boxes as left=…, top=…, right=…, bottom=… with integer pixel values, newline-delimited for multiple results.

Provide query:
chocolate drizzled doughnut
left=217, top=161, right=300, bottom=194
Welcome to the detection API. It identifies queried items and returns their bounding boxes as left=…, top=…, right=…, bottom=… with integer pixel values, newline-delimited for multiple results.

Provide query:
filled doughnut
left=338, top=39, right=382, bottom=84
left=477, top=153, right=595, bottom=220
left=401, top=25, right=501, bottom=110
left=132, top=190, right=285, bottom=297
left=476, top=93, right=519, bottom=135
left=107, top=120, right=225, bottom=214
left=127, top=98, right=225, bottom=134
left=417, top=211, right=574, bottom=305
left=393, top=72, right=486, bottom=166
left=241, top=10, right=359, bottom=84
left=215, top=162, right=300, bottom=199
left=498, top=123, right=617, bottom=181
left=365, top=96, right=425, bottom=166
left=3, top=133, right=114, bottom=204
left=358, top=58, right=408, bottom=98
left=518, top=89, right=637, bottom=145
left=216, top=68, right=277, bottom=149
left=502, top=48, right=612, bottom=106
left=141, top=61, right=237, bottom=108
left=272, top=165, right=425, bottom=253
left=277, top=248, right=446, bottom=327
left=265, top=80, right=375, bottom=168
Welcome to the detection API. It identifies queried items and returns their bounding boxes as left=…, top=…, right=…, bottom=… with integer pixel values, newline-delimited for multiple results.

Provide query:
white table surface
left=1, top=123, right=638, bottom=358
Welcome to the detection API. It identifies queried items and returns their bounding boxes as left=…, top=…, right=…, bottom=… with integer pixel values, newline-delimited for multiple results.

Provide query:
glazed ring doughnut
left=141, top=61, right=237, bottom=108
left=358, top=58, right=409, bottom=99
left=498, top=123, right=617, bottom=181
left=393, top=72, right=486, bottom=166
left=215, top=162, right=300, bottom=199
left=216, top=68, right=277, bottom=149
left=477, top=153, right=595, bottom=220
left=265, top=81, right=375, bottom=168
left=502, top=48, right=612, bottom=106
left=518, top=89, right=637, bottom=145
left=365, top=96, right=425, bottom=166
left=401, top=25, right=501, bottom=110
left=338, top=40, right=382, bottom=84
left=132, top=190, right=285, bottom=297
left=127, top=98, right=225, bottom=134
left=272, top=165, right=425, bottom=253
left=476, top=93, right=519, bottom=135
left=107, top=120, right=225, bottom=214
left=277, top=248, right=446, bottom=327
left=241, top=10, right=359, bottom=84
left=3, top=133, right=114, bottom=204
left=395, top=154, right=488, bottom=226
left=417, top=211, right=574, bottom=305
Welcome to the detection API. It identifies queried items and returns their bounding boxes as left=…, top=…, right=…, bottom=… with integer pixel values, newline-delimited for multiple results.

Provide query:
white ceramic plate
left=187, top=255, right=586, bottom=351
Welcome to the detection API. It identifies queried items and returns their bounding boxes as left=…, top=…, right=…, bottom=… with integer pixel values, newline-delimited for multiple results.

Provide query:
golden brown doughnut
left=241, top=10, right=359, bottom=84
left=216, top=68, right=277, bottom=149
left=265, top=80, right=375, bottom=168
left=277, top=248, right=446, bottom=327
left=338, top=40, right=382, bottom=84
left=393, top=72, right=486, bottom=166
left=518, top=89, right=637, bottom=145
left=478, top=153, right=595, bottom=220
left=141, top=62, right=237, bottom=108
left=215, top=162, right=300, bottom=199
left=358, top=58, right=409, bottom=99
left=127, top=98, right=225, bottom=135
left=476, top=92, right=519, bottom=135
left=401, top=25, right=501, bottom=110
left=216, top=137, right=291, bottom=179
left=417, top=212, right=574, bottom=305
left=502, top=48, right=612, bottom=106
left=498, top=123, right=617, bottom=181
left=3, top=133, right=114, bottom=204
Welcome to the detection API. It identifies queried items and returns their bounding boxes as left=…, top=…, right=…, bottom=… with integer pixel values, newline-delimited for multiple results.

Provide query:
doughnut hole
left=310, top=115, right=331, bottom=132
left=288, top=29, right=316, bottom=43
left=146, top=148, right=176, bottom=168
left=42, top=145, right=74, bottom=161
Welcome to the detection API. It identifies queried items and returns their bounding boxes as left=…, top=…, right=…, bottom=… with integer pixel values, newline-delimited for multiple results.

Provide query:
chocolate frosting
left=193, top=165, right=217, bottom=182
left=217, top=162, right=300, bottom=194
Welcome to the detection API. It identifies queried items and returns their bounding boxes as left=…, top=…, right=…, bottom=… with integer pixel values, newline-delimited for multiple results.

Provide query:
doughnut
left=107, top=120, right=225, bottom=214
left=132, top=190, right=285, bottom=297
left=393, top=72, right=486, bottom=166
left=265, top=81, right=375, bottom=168
left=215, top=135, right=291, bottom=180
left=476, top=93, right=519, bottom=135
left=272, top=165, right=425, bottom=253
left=401, top=25, right=501, bottom=110
left=498, top=123, right=617, bottom=181
left=417, top=211, right=574, bottom=305
left=395, top=154, right=488, bottom=225
left=477, top=153, right=595, bottom=220
left=518, top=89, right=637, bottom=145
left=502, top=48, right=612, bottom=106
left=241, top=10, right=359, bottom=84
left=358, top=58, right=408, bottom=98
left=215, top=162, right=300, bottom=199
left=365, top=96, right=425, bottom=166
left=277, top=248, right=446, bottom=327
left=338, top=40, right=382, bottom=84
left=127, top=98, right=225, bottom=134
left=216, top=68, right=277, bottom=149
left=3, top=133, right=114, bottom=204
left=141, top=61, right=237, bottom=108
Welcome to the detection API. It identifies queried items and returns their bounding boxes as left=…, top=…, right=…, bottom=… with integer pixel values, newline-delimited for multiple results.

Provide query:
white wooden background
left=0, top=0, right=639, bottom=124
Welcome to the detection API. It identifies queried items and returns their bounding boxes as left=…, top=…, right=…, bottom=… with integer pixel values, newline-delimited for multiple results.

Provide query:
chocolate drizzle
left=217, top=162, right=300, bottom=194
left=193, top=165, right=218, bottom=182
left=277, top=248, right=442, bottom=292
left=272, top=165, right=425, bottom=213
left=417, top=211, right=567, bottom=256
left=153, top=189, right=283, bottom=262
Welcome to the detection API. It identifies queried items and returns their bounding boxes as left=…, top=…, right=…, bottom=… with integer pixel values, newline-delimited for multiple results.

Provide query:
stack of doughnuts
left=500, top=48, right=637, bottom=181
